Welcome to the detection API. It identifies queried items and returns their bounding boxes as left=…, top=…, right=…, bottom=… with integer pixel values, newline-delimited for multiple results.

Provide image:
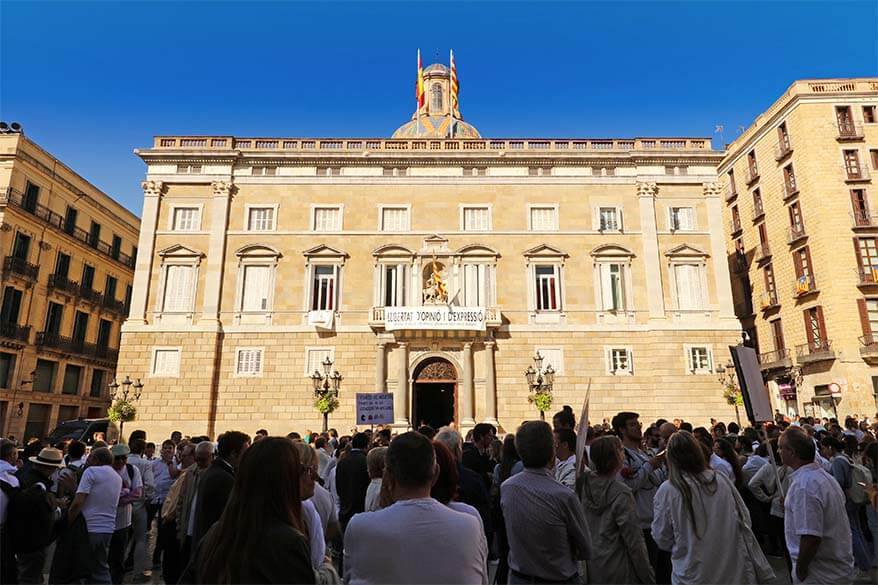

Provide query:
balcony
left=783, top=178, right=800, bottom=199
left=796, top=339, right=836, bottom=364
left=3, top=256, right=39, bottom=282
left=857, top=267, right=878, bottom=285
left=794, top=274, right=818, bottom=296
left=859, top=334, right=878, bottom=360
left=368, top=306, right=502, bottom=329
left=787, top=223, right=807, bottom=244
left=47, top=274, right=80, bottom=296
left=0, top=321, right=30, bottom=343
left=756, top=243, right=772, bottom=262
left=774, top=140, right=793, bottom=161
left=725, top=185, right=738, bottom=202
left=759, top=348, right=792, bottom=371
left=730, top=218, right=742, bottom=235
left=837, top=121, right=864, bottom=140
left=852, top=210, right=878, bottom=228
left=751, top=201, right=765, bottom=221
left=1, top=188, right=135, bottom=269
left=101, top=295, right=126, bottom=315
left=36, top=332, right=119, bottom=363
left=843, top=165, right=871, bottom=183
left=759, top=291, right=780, bottom=311
left=746, top=167, right=760, bottom=185
left=78, top=287, right=103, bottom=305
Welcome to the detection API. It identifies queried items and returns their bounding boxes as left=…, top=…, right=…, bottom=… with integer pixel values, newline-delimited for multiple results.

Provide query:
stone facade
left=0, top=131, right=140, bottom=440
left=720, top=78, right=878, bottom=419
left=120, top=64, right=743, bottom=439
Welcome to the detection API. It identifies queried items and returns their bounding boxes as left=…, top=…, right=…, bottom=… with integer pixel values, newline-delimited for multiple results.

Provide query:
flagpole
left=416, top=49, right=421, bottom=138
left=448, top=49, right=453, bottom=139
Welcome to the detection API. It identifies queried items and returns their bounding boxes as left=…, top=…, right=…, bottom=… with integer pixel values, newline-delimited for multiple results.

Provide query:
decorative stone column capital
left=141, top=180, right=165, bottom=198
left=703, top=182, right=723, bottom=198
left=211, top=180, right=234, bottom=197
left=637, top=182, right=658, bottom=198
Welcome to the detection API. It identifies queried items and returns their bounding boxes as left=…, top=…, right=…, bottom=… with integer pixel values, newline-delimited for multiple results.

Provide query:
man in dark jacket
left=14, top=447, right=65, bottom=584
left=336, top=432, right=370, bottom=532
left=462, top=423, right=496, bottom=490
left=435, top=427, right=492, bottom=543
left=193, top=431, right=250, bottom=548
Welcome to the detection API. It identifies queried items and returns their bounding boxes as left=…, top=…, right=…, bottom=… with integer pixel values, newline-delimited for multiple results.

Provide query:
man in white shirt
left=344, top=432, right=487, bottom=584
left=780, top=427, right=854, bottom=584
left=109, top=444, right=143, bottom=585
left=68, top=447, right=122, bottom=585
left=150, top=440, right=178, bottom=568
left=0, top=439, right=20, bottom=584
left=552, top=428, right=576, bottom=489
left=126, top=439, right=154, bottom=582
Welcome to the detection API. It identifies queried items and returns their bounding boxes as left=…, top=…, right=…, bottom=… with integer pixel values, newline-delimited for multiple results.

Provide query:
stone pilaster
left=127, top=180, right=164, bottom=324
left=483, top=339, right=498, bottom=424
left=704, top=182, right=736, bottom=320
left=395, top=342, right=409, bottom=427
left=375, top=341, right=387, bottom=392
left=461, top=342, right=475, bottom=425
left=199, top=181, right=234, bottom=324
left=637, top=182, right=666, bottom=318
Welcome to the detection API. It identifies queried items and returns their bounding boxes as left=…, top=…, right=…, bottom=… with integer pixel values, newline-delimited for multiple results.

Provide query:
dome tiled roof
left=423, top=63, right=449, bottom=76
left=392, top=115, right=481, bottom=139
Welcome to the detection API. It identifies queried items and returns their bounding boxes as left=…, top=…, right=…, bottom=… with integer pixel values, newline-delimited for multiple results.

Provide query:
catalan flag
left=450, top=49, right=460, bottom=117
left=416, top=49, right=425, bottom=111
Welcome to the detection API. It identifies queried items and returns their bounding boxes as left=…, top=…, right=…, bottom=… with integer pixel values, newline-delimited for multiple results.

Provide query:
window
left=72, top=311, right=89, bottom=343
left=864, top=106, right=876, bottom=124
left=251, top=166, right=277, bottom=176
left=597, top=263, right=626, bottom=311
left=771, top=319, right=786, bottom=351
left=380, top=207, right=410, bottom=232
left=96, top=319, right=112, bottom=348
left=305, top=347, right=334, bottom=376
left=87, top=221, right=101, bottom=249
left=54, top=252, right=70, bottom=279
left=23, top=404, right=50, bottom=441
left=670, top=207, right=695, bottom=231
left=312, top=206, right=342, bottom=231
left=858, top=238, right=878, bottom=276
left=752, top=189, right=764, bottom=217
left=871, top=150, right=878, bottom=170
left=529, top=206, right=559, bottom=231
left=851, top=189, right=870, bottom=225
left=89, top=369, right=105, bottom=398
left=431, top=83, right=443, bottom=111
left=462, top=264, right=492, bottom=307
left=12, top=232, right=30, bottom=261
left=462, top=206, right=491, bottom=231
left=687, top=346, right=713, bottom=373
left=151, top=348, right=181, bottom=377
left=863, top=299, right=878, bottom=338
left=44, top=302, right=63, bottom=335
left=606, top=347, right=633, bottom=375
left=731, top=205, right=741, bottom=231
left=176, top=164, right=202, bottom=174
left=311, top=266, right=336, bottom=311
left=380, top=264, right=408, bottom=307
left=777, top=122, right=791, bottom=151
left=0, top=287, right=22, bottom=325
left=241, top=265, right=272, bottom=312
left=528, top=167, right=552, bottom=177
left=124, top=284, right=133, bottom=312
left=728, top=170, right=737, bottom=195
left=0, top=353, right=16, bottom=388
left=235, top=348, right=263, bottom=376
left=789, top=201, right=804, bottom=230
left=598, top=207, right=621, bottom=231
left=836, top=106, right=854, bottom=130
left=111, top=235, right=122, bottom=260
left=64, top=207, right=77, bottom=235
left=783, top=164, right=798, bottom=195
left=793, top=246, right=813, bottom=280
left=674, top=264, right=704, bottom=310
left=81, top=265, right=95, bottom=291
left=316, top=166, right=341, bottom=177
left=22, top=182, right=39, bottom=212
left=247, top=206, right=276, bottom=231
left=534, top=348, right=564, bottom=375
left=758, top=223, right=768, bottom=246
left=172, top=207, right=201, bottom=231
left=463, top=167, right=487, bottom=177
left=161, top=264, right=196, bottom=312
left=804, top=306, right=827, bottom=350
left=764, top=264, right=777, bottom=304
left=62, top=365, right=82, bottom=395
left=104, top=277, right=117, bottom=303
left=844, top=150, right=863, bottom=179
left=33, top=359, right=56, bottom=392
left=747, top=150, right=758, bottom=179
left=534, top=265, right=560, bottom=311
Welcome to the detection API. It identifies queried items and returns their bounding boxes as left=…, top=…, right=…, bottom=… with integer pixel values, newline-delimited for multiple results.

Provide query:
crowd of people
left=0, top=408, right=877, bottom=584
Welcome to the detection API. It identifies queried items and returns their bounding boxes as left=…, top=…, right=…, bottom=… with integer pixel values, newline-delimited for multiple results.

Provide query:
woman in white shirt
left=652, top=430, right=762, bottom=585
left=747, top=438, right=792, bottom=571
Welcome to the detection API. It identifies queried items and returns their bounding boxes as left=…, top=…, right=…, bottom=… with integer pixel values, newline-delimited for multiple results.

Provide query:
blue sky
left=2, top=1, right=876, bottom=214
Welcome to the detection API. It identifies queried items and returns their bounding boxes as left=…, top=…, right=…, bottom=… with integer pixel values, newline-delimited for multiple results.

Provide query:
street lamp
left=108, top=375, right=144, bottom=440
left=524, top=352, right=555, bottom=421
left=312, top=356, right=342, bottom=432
left=717, top=361, right=742, bottom=427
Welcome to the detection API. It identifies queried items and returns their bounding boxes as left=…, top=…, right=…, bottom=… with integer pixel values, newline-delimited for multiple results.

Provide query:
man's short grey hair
left=434, top=427, right=463, bottom=461
left=90, top=447, right=114, bottom=466
left=195, top=441, right=215, bottom=456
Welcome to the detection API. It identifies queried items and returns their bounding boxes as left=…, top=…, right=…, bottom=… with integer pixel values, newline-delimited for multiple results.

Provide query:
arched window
left=431, top=83, right=443, bottom=112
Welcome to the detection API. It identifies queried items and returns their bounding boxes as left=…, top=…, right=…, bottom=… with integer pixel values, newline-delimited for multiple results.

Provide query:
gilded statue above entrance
left=422, top=257, right=448, bottom=304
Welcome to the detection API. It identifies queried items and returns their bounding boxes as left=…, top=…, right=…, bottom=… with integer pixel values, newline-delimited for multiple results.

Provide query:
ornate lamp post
left=311, top=356, right=342, bottom=432
left=108, top=375, right=143, bottom=441
left=524, top=352, right=555, bottom=421
left=717, top=361, right=742, bottom=427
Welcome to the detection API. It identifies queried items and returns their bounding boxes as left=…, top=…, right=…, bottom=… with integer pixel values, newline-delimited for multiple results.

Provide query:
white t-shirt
left=344, top=497, right=487, bottom=584
left=308, top=482, right=337, bottom=537
left=784, top=463, right=854, bottom=584
left=364, top=478, right=382, bottom=512
left=115, top=464, right=143, bottom=530
left=709, top=453, right=735, bottom=481
left=77, top=465, right=123, bottom=534
left=302, top=499, right=326, bottom=569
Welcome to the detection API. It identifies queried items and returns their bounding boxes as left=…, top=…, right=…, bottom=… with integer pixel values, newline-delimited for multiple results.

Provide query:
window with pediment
left=523, top=245, right=568, bottom=317
left=155, top=245, right=203, bottom=318
left=591, top=245, right=635, bottom=314
left=666, top=244, right=709, bottom=312
left=234, top=245, right=280, bottom=320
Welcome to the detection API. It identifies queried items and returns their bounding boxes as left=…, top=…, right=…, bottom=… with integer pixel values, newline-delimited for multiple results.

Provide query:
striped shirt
left=501, top=467, right=592, bottom=581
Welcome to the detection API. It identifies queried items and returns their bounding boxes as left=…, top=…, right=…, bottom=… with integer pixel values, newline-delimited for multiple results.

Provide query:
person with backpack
left=820, top=436, right=874, bottom=576
left=0, top=438, right=20, bottom=584
left=12, top=447, right=66, bottom=584
left=108, top=444, right=142, bottom=585
left=53, top=440, right=86, bottom=500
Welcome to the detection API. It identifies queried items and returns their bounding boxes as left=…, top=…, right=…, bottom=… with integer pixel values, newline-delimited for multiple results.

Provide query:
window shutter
left=599, top=264, right=613, bottom=310
left=242, top=265, right=270, bottom=311
left=792, top=250, right=803, bottom=278
left=803, top=247, right=814, bottom=277
left=592, top=207, right=600, bottom=231
left=803, top=309, right=815, bottom=348
left=815, top=305, right=828, bottom=342
left=853, top=237, right=865, bottom=271
left=858, top=299, right=872, bottom=337
left=617, top=209, right=623, bottom=231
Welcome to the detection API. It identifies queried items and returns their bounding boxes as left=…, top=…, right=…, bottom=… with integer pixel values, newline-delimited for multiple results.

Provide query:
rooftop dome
left=391, top=60, right=479, bottom=138
left=392, top=116, right=480, bottom=139
left=423, top=63, right=449, bottom=76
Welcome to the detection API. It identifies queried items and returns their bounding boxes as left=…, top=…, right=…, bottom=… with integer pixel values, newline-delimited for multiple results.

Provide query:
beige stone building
left=721, top=78, right=878, bottom=419
left=0, top=129, right=140, bottom=440
left=120, top=62, right=742, bottom=439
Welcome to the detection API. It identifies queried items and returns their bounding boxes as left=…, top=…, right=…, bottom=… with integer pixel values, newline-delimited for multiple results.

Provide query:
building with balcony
left=0, top=130, right=139, bottom=440
left=117, top=61, right=742, bottom=439
left=721, top=78, right=878, bottom=419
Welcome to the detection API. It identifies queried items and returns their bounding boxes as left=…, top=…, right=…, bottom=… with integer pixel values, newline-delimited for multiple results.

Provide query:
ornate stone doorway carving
left=412, top=357, right=457, bottom=429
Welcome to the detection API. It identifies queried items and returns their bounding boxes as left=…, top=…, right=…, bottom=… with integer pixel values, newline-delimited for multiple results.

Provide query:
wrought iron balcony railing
left=0, top=321, right=30, bottom=343
left=36, top=332, right=119, bottom=362
left=3, top=256, right=39, bottom=281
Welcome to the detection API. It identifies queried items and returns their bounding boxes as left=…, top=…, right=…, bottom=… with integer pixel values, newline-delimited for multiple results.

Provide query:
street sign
left=356, top=393, right=394, bottom=425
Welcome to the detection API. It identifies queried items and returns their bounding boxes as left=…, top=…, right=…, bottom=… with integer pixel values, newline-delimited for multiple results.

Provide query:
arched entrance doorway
left=412, top=358, right=457, bottom=429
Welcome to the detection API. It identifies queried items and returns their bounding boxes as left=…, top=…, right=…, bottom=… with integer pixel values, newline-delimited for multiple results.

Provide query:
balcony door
left=72, top=311, right=89, bottom=344
left=45, top=303, right=63, bottom=336
left=0, top=287, right=22, bottom=325
left=55, top=252, right=70, bottom=279
left=12, top=233, right=30, bottom=261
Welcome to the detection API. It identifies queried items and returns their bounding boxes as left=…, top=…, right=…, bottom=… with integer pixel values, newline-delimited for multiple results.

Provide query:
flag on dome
left=416, top=49, right=425, bottom=111
left=450, top=49, right=460, bottom=117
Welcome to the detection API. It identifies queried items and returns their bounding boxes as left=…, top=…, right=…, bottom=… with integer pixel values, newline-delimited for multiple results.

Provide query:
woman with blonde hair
left=652, top=431, right=770, bottom=584
left=291, top=441, right=328, bottom=570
